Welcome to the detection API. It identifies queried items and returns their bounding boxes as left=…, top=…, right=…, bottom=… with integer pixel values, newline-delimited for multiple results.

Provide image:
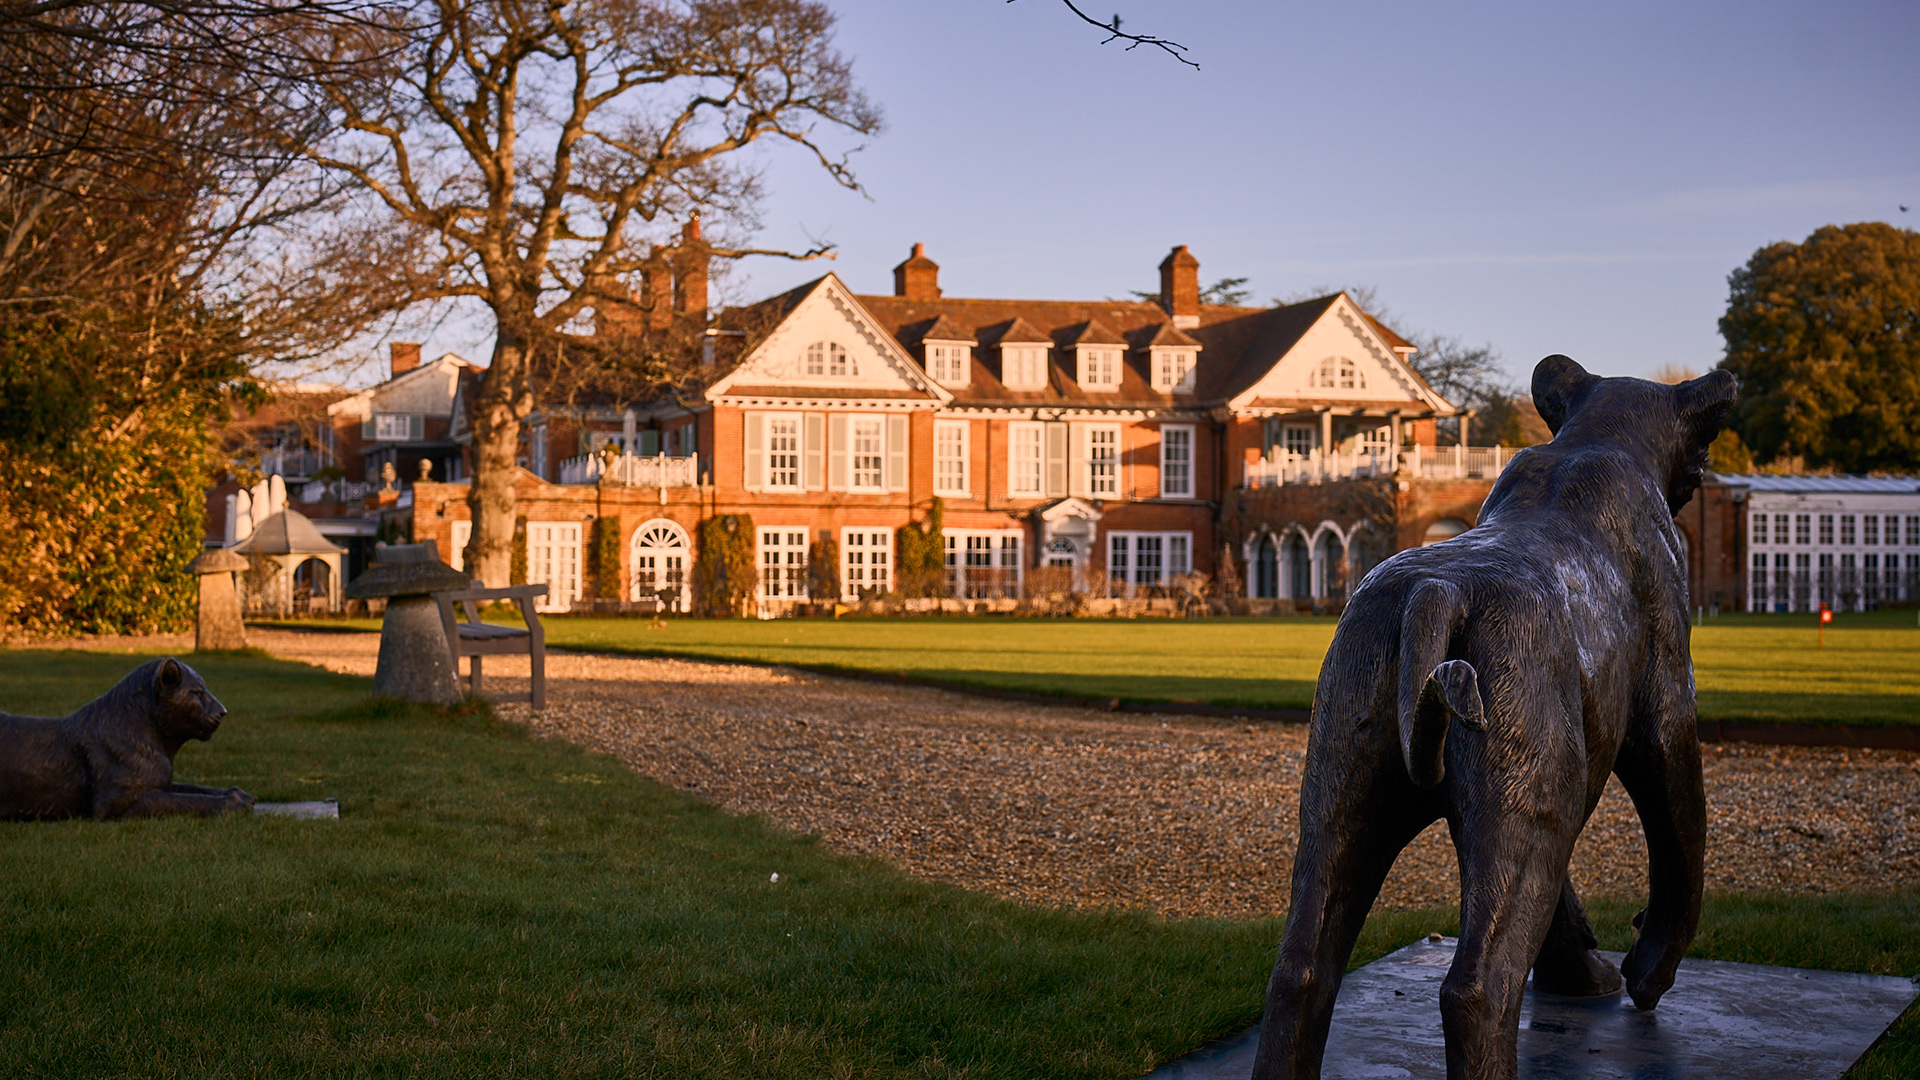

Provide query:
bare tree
left=295, top=0, right=881, bottom=586
left=1016, top=0, right=1197, bottom=69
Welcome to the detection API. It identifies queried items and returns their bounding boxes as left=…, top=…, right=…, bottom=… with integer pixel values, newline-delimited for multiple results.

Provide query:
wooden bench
left=432, top=584, right=548, bottom=710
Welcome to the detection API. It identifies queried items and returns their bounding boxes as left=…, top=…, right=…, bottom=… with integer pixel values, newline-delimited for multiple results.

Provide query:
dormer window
left=1077, top=347, right=1121, bottom=391
left=1151, top=350, right=1196, bottom=393
left=805, top=340, right=857, bottom=378
left=927, top=342, right=971, bottom=387
left=1002, top=345, right=1049, bottom=390
left=1313, top=356, right=1364, bottom=390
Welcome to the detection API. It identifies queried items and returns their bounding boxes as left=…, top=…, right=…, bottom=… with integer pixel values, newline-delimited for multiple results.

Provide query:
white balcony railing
left=559, top=452, right=700, bottom=488
left=260, top=448, right=326, bottom=479
left=1243, top=444, right=1515, bottom=489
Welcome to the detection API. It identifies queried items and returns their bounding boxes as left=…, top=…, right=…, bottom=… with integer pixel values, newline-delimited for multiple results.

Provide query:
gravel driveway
left=226, top=628, right=1920, bottom=920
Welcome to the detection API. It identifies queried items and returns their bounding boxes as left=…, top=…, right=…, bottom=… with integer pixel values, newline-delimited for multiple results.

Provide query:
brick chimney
left=639, top=244, right=673, bottom=332
left=1158, top=244, right=1201, bottom=328
left=390, top=342, right=422, bottom=379
left=893, top=242, right=941, bottom=300
left=672, top=213, right=710, bottom=323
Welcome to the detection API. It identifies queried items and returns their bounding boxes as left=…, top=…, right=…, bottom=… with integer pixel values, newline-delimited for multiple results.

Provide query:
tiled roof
left=983, top=315, right=1054, bottom=346
left=1724, top=474, right=1920, bottom=493
left=1059, top=318, right=1127, bottom=347
left=1137, top=322, right=1202, bottom=349
left=915, top=313, right=976, bottom=344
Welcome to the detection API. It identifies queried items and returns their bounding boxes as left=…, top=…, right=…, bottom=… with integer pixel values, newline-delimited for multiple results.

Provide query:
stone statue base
left=372, top=595, right=460, bottom=703
left=1147, top=937, right=1919, bottom=1079
left=253, top=799, right=338, bottom=819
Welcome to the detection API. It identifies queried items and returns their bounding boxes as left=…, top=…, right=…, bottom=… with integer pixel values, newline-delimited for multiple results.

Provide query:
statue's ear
left=1675, top=369, right=1738, bottom=446
left=1531, top=355, right=1600, bottom=435
left=158, top=657, right=183, bottom=691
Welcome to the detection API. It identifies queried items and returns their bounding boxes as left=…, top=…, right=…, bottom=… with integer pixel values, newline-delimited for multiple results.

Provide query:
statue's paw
left=222, top=787, right=257, bottom=811
left=1533, top=948, right=1623, bottom=998
left=1620, top=943, right=1674, bottom=1011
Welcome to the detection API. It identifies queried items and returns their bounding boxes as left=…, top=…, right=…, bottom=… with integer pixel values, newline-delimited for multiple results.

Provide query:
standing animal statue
left=0, top=657, right=256, bottom=820
left=1252, top=356, right=1736, bottom=1080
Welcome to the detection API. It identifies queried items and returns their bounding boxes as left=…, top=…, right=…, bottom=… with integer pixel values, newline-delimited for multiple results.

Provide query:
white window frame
left=1009, top=422, right=1044, bottom=497
left=526, top=521, right=582, bottom=613
left=841, top=528, right=893, bottom=600
left=805, top=340, right=856, bottom=378
left=927, top=342, right=971, bottom=387
left=1105, top=530, right=1193, bottom=596
left=757, top=527, right=809, bottom=601
left=1002, top=345, right=1048, bottom=390
left=943, top=529, right=1023, bottom=599
left=765, top=413, right=803, bottom=491
left=372, top=413, right=418, bottom=441
left=848, top=416, right=886, bottom=492
left=1084, top=424, right=1120, bottom=498
left=934, top=419, right=970, bottom=497
left=1077, top=347, right=1120, bottom=391
left=1151, top=349, right=1196, bottom=393
left=1159, top=424, right=1194, bottom=499
left=629, top=518, right=692, bottom=612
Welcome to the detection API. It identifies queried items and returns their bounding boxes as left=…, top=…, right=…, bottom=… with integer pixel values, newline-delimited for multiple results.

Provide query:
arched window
left=1254, top=533, right=1278, bottom=598
left=630, top=518, right=693, bottom=612
left=1315, top=358, right=1336, bottom=388
left=804, top=341, right=855, bottom=377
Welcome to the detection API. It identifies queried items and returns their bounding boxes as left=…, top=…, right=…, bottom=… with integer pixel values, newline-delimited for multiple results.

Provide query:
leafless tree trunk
left=294, top=0, right=880, bottom=586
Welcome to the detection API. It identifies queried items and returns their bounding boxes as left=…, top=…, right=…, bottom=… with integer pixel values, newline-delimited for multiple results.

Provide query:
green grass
left=2, top=648, right=1914, bottom=1076
left=312, top=609, right=1917, bottom=727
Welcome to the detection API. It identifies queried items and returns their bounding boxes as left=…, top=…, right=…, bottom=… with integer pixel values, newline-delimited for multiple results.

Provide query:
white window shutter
left=1045, top=421, right=1068, bottom=499
left=1067, top=423, right=1086, bottom=498
left=410, top=414, right=425, bottom=441
left=803, top=413, right=824, bottom=490
left=886, top=414, right=909, bottom=492
left=361, top=418, right=374, bottom=440
left=828, top=414, right=849, bottom=490
left=743, top=411, right=765, bottom=491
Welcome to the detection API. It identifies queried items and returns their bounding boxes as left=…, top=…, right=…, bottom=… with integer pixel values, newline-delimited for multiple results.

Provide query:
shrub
left=895, top=497, right=946, bottom=598
left=694, top=513, right=755, bottom=616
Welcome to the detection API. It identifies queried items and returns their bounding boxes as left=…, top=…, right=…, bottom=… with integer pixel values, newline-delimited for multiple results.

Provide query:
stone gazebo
left=234, top=509, right=346, bottom=615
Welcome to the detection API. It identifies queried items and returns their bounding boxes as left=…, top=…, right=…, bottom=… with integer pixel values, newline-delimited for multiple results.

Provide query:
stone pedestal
left=188, top=548, right=250, bottom=651
left=345, top=542, right=474, bottom=705
left=371, top=595, right=460, bottom=703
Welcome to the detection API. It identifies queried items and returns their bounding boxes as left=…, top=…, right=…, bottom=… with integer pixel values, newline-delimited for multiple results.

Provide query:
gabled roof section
left=1061, top=318, right=1126, bottom=347
left=1136, top=322, right=1202, bottom=350
left=986, top=316, right=1052, bottom=346
left=704, top=274, right=950, bottom=404
left=1218, top=292, right=1456, bottom=413
left=911, top=312, right=977, bottom=345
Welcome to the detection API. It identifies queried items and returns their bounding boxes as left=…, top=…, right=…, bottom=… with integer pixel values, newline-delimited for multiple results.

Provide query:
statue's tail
left=1397, top=580, right=1486, bottom=788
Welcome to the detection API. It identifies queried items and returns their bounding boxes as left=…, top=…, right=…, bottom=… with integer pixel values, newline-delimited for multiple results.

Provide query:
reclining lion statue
left=1253, top=356, right=1736, bottom=1080
left=0, top=657, right=256, bottom=820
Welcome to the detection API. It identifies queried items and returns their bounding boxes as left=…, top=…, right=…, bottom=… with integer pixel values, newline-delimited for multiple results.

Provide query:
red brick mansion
left=395, top=242, right=1512, bottom=612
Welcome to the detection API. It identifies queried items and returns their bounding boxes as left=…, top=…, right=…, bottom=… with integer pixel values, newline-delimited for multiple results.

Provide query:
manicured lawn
left=1, top=648, right=1913, bottom=1076
left=454, top=611, right=1919, bottom=726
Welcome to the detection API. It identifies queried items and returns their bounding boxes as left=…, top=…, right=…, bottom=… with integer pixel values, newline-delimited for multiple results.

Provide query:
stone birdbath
left=344, top=542, right=473, bottom=703
left=188, top=547, right=251, bottom=651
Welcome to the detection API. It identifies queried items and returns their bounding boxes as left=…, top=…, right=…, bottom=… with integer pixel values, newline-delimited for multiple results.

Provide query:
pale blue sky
left=421, top=0, right=1919, bottom=388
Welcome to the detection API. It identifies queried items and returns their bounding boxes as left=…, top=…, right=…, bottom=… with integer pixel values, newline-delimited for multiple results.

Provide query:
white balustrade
left=558, top=452, right=700, bottom=488
left=1242, top=444, right=1513, bottom=489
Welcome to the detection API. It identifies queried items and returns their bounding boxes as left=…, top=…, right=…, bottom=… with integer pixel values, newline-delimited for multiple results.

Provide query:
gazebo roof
left=234, top=509, right=345, bottom=556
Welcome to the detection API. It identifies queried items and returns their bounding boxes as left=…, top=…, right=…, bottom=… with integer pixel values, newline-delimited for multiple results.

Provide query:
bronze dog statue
left=0, top=657, right=256, bottom=820
left=1252, top=356, right=1736, bottom=1079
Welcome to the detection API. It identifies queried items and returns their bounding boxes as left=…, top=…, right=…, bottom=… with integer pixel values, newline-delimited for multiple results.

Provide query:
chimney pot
left=390, top=342, right=422, bottom=379
left=893, top=242, right=941, bottom=300
left=1158, top=244, right=1201, bottom=328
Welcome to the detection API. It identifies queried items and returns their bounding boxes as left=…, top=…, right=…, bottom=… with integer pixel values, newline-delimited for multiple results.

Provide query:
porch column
left=1318, top=408, right=1333, bottom=479
left=1461, top=409, right=1474, bottom=450
left=1388, top=411, right=1402, bottom=471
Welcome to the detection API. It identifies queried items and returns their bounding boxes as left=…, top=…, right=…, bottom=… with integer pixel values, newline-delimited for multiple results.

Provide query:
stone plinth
left=188, top=548, right=250, bottom=651
left=346, top=547, right=473, bottom=705
left=1146, top=937, right=1919, bottom=1080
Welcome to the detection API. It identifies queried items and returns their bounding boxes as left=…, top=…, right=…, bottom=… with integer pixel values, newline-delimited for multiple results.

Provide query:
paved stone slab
left=1146, top=938, right=1918, bottom=1079
left=252, top=799, right=339, bottom=820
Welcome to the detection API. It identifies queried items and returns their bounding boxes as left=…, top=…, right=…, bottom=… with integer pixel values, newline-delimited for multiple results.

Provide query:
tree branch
left=1016, top=0, right=1198, bottom=70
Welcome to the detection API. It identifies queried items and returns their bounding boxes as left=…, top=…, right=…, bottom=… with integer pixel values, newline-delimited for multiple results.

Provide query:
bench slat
left=456, top=624, right=528, bottom=640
